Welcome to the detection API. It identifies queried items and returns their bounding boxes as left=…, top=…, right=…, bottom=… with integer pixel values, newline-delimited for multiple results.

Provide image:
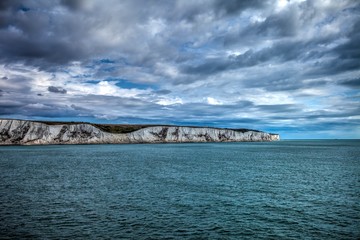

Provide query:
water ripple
left=0, top=140, right=359, bottom=239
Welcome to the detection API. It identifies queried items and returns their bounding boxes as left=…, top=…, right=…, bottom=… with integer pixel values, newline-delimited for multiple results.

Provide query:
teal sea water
left=0, top=140, right=359, bottom=239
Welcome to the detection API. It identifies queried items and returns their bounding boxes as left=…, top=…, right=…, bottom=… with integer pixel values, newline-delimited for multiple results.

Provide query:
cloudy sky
left=0, top=0, right=359, bottom=139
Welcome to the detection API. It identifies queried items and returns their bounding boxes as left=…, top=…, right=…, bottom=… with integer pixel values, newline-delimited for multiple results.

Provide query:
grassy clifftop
left=35, top=120, right=260, bottom=134
left=36, top=121, right=152, bottom=134
left=91, top=124, right=152, bottom=134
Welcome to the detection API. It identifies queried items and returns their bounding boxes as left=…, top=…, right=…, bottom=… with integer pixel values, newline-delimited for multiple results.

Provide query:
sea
left=0, top=140, right=359, bottom=239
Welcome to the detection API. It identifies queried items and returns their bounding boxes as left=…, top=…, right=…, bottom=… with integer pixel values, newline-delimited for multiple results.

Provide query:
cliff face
left=0, top=119, right=280, bottom=145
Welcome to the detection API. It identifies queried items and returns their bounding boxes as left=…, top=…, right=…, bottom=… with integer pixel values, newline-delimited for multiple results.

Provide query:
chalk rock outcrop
left=0, top=119, right=280, bottom=145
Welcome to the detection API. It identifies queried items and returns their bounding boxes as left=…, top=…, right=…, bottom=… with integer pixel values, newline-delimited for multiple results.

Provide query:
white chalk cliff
left=0, top=119, right=280, bottom=145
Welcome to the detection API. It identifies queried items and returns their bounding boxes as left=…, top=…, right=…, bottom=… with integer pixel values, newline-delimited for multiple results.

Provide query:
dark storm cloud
left=224, top=0, right=356, bottom=43
left=181, top=1, right=360, bottom=90
left=223, top=2, right=300, bottom=43
left=0, top=0, right=94, bottom=68
left=0, top=90, right=38, bottom=115
left=255, top=9, right=297, bottom=37
left=0, top=101, right=23, bottom=115
left=213, top=0, right=268, bottom=15
left=60, top=0, right=85, bottom=11
left=0, top=0, right=271, bottom=69
left=182, top=37, right=335, bottom=77
left=183, top=43, right=289, bottom=76
left=340, top=78, right=360, bottom=88
left=0, top=36, right=85, bottom=66
left=332, top=19, right=360, bottom=67
left=154, top=89, right=172, bottom=95
left=0, top=0, right=357, bottom=79
left=305, top=16, right=360, bottom=77
left=48, top=86, right=67, bottom=94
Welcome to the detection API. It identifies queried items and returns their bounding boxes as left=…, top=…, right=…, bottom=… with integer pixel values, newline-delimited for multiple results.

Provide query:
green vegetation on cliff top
left=33, top=120, right=261, bottom=134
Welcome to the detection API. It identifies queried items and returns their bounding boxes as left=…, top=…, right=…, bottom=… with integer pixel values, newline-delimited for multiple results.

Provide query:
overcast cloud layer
left=0, top=0, right=359, bottom=138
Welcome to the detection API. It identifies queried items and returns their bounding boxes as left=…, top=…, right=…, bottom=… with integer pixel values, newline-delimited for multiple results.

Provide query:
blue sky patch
left=114, top=79, right=154, bottom=90
left=100, top=59, right=115, bottom=64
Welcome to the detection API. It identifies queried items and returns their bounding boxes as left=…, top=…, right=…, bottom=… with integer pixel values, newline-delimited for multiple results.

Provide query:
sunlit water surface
left=1, top=140, right=359, bottom=239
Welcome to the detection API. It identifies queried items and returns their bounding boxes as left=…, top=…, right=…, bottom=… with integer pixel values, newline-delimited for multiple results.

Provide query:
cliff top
left=38, top=120, right=261, bottom=134
left=1, top=119, right=263, bottom=134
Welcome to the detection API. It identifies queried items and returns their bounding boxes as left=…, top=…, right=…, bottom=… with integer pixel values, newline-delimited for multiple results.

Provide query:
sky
left=0, top=0, right=359, bottom=139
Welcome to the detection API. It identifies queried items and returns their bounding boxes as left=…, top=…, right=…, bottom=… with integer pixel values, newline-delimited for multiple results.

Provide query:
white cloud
left=157, top=97, right=183, bottom=106
left=207, top=97, right=222, bottom=105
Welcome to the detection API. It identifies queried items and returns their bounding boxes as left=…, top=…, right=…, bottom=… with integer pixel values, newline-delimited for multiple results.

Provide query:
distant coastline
left=0, top=119, right=280, bottom=145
